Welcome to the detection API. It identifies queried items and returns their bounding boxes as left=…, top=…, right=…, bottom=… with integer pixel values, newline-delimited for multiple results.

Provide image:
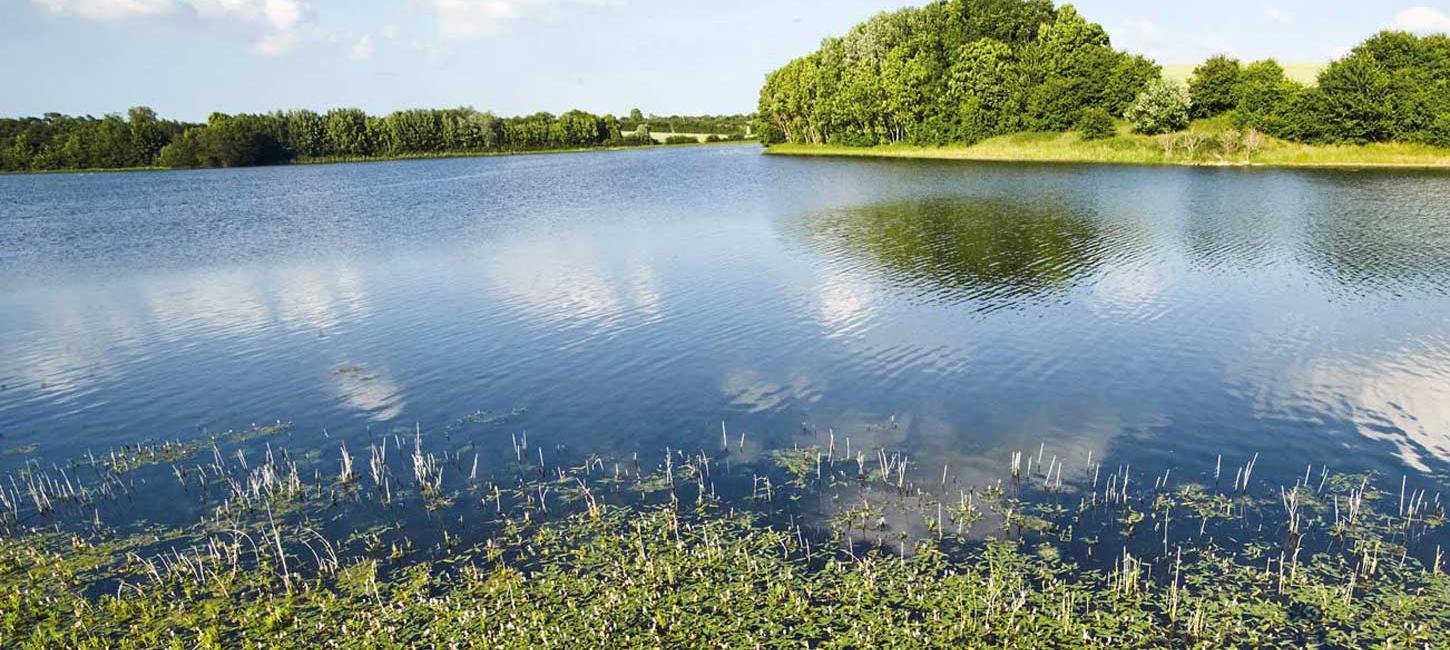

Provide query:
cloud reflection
left=485, top=234, right=664, bottom=330
left=0, top=259, right=372, bottom=405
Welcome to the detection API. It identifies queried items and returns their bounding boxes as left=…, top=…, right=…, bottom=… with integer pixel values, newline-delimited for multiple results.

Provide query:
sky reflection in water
left=2, top=146, right=1450, bottom=499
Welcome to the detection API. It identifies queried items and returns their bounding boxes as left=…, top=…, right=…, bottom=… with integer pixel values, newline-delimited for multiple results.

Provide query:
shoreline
left=0, top=140, right=757, bottom=176
left=764, top=136, right=1450, bottom=170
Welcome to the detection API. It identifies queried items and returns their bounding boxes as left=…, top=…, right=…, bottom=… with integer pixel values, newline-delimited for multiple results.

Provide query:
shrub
left=1125, top=79, right=1191, bottom=135
left=663, top=135, right=699, bottom=145
left=1310, top=51, right=1395, bottom=144
left=1188, top=56, right=1241, bottom=118
left=1429, top=114, right=1450, bottom=148
left=907, top=114, right=956, bottom=146
left=1076, top=107, right=1116, bottom=140
left=1232, top=60, right=1301, bottom=137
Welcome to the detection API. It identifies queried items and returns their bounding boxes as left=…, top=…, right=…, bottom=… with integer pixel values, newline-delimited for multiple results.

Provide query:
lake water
left=3, top=144, right=1450, bottom=503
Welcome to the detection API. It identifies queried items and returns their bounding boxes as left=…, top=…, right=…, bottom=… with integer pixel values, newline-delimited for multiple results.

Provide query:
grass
left=766, top=122, right=1450, bottom=169
left=1, top=416, right=1447, bottom=647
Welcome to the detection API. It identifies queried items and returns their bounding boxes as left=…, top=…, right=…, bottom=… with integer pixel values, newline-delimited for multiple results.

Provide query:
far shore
left=0, top=139, right=757, bottom=176
left=764, top=132, right=1450, bottom=170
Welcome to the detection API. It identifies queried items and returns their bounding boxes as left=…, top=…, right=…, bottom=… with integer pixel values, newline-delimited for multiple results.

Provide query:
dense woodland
left=755, top=0, right=1450, bottom=148
left=0, top=109, right=751, bottom=172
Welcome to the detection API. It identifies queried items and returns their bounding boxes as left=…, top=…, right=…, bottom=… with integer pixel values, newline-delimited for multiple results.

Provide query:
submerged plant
left=0, top=416, right=1446, bottom=648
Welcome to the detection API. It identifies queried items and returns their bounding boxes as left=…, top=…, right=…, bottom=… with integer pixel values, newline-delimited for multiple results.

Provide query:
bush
left=1076, top=108, right=1116, bottom=140
left=1309, top=51, right=1395, bottom=144
left=663, top=135, right=698, bottom=145
left=1125, top=79, right=1190, bottom=135
left=1232, top=60, right=1301, bottom=137
left=705, top=134, right=722, bottom=143
left=1188, top=56, right=1241, bottom=118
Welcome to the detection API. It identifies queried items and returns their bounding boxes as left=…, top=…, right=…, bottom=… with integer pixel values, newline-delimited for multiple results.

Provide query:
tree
left=1232, top=60, right=1300, bottom=137
left=1124, top=78, right=1190, bottom=135
left=629, top=108, right=644, bottom=122
left=948, top=38, right=1020, bottom=141
left=1187, top=55, right=1241, bottom=118
left=755, top=1, right=1158, bottom=146
left=945, top=0, right=1054, bottom=46
left=1022, top=5, right=1119, bottom=130
left=157, top=128, right=204, bottom=168
left=1103, top=55, right=1161, bottom=115
left=4, top=105, right=678, bottom=171
left=1311, top=51, right=1394, bottom=143
left=323, top=108, right=371, bottom=157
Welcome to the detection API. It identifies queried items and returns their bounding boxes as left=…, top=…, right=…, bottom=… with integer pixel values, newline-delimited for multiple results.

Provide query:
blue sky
left=3, top=0, right=1449, bottom=120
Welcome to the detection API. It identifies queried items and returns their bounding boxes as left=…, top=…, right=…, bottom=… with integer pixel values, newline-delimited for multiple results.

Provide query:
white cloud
left=31, top=0, right=315, bottom=55
left=350, top=33, right=374, bottom=60
left=252, top=28, right=299, bottom=55
left=1109, top=18, right=1165, bottom=55
left=1393, top=6, right=1450, bottom=34
left=30, top=0, right=174, bottom=20
left=1264, top=8, right=1292, bottom=24
left=261, top=0, right=299, bottom=29
left=413, top=0, right=616, bottom=39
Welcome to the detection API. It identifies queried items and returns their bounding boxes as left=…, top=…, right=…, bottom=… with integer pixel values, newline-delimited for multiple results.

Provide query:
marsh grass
left=1, top=417, right=1447, bottom=647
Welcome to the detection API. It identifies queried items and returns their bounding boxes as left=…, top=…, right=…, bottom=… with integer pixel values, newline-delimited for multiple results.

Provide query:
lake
left=3, top=143, right=1450, bottom=524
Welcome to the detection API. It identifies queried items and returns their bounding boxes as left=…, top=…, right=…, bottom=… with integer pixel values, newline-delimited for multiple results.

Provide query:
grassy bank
left=1, top=415, right=1447, bottom=647
left=766, top=127, right=1450, bottom=169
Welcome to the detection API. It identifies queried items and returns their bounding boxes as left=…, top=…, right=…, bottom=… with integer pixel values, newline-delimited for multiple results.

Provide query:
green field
left=1161, top=62, right=1325, bottom=86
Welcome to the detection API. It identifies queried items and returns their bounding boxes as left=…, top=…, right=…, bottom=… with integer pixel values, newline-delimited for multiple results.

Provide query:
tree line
left=754, top=0, right=1158, bottom=146
left=1183, top=31, right=1450, bottom=146
left=755, top=0, right=1450, bottom=149
left=618, top=110, right=754, bottom=136
left=0, top=107, right=751, bottom=172
left=0, top=108, right=189, bottom=171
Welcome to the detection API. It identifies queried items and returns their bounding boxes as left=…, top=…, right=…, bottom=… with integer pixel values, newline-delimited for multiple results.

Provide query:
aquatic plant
left=0, top=419, right=1446, bottom=647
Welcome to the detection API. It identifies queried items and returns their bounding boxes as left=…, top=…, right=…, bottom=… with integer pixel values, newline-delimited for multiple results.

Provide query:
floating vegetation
left=2, top=443, right=38, bottom=457
left=0, top=416, right=1447, bottom=647
left=332, top=363, right=377, bottom=380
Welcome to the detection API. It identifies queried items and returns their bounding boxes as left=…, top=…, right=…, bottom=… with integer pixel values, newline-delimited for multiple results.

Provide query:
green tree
left=1232, top=60, right=1300, bottom=136
left=126, top=106, right=170, bottom=164
left=1311, top=51, right=1394, bottom=143
left=948, top=39, right=1020, bottom=141
left=323, top=108, right=371, bottom=157
left=1187, top=55, right=1241, bottom=118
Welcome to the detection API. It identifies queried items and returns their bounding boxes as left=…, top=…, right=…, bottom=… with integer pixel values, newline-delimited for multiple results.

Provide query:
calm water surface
left=3, top=144, right=1450, bottom=497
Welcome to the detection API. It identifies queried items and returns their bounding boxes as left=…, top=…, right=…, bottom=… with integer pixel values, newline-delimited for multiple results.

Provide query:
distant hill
left=1162, top=63, right=1324, bottom=86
